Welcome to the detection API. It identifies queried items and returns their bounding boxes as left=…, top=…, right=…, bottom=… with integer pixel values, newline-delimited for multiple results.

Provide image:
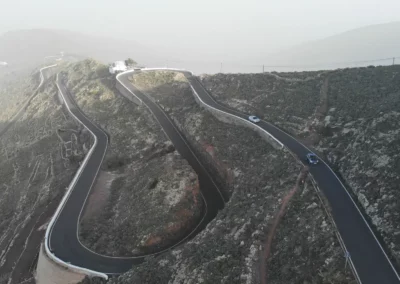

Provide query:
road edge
left=43, top=73, right=108, bottom=280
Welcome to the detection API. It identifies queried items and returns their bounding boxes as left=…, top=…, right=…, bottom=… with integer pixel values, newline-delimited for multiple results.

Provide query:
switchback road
left=46, top=73, right=224, bottom=276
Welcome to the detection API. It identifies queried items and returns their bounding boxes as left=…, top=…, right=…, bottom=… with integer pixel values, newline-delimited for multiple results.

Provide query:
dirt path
left=260, top=167, right=309, bottom=284
left=80, top=171, right=115, bottom=221
left=304, top=77, right=330, bottom=145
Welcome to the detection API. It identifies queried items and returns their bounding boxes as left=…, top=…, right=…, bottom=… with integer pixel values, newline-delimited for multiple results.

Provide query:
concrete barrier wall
left=116, top=80, right=142, bottom=106
left=189, top=86, right=283, bottom=150
left=36, top=243, right=85, bottom=284
left=118, top=68, right=283, bottom=150
left=142, top=67, right=193, bottom=75
left=44, top=73, right=108, bottom=280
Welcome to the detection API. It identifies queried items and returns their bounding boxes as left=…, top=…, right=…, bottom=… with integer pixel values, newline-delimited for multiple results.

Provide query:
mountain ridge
left=261, top=21, right=400, bottom=69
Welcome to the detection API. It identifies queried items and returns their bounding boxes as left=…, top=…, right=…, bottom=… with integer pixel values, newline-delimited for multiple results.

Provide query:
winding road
left=46, top=73, right=225, bottom=277
left=45, top=68, right=400, bottom=283
left=184, top=74, right=400, bottom=284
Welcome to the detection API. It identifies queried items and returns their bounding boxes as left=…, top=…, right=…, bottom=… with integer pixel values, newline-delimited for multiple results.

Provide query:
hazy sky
left=1, top=0, right=400, bottom=61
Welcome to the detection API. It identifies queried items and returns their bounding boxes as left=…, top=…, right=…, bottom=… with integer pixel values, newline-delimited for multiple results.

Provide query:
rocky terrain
left=201, top=65, right=400, bottom=266
left=200, top=71, right=325, bottom=137
left=82, top=70, right=354, bottom=283
left=0, top=69, right=40, bottom=125
left=61, top=60, right=202, bottom=256
left=6, top=61, right=394, bottom=283
left=0, top=67, right=90, bottom=284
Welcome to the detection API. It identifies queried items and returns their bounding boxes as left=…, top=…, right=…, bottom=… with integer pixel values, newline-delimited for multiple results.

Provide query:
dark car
left=306, top=153, right=319, bottom=165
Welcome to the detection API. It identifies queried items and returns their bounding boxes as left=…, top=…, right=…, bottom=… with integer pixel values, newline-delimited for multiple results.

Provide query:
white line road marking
left=45, top=73, right=108, bottom=280
left=131, top=67, right=400, bottom=283
left=45, top=70, right=223, bottom=276
left=44, top=66, right=400, bottom=282
left=260, top=118, right=400, bottom=281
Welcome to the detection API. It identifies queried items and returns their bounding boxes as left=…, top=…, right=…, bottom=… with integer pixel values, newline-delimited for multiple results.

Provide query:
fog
left=1, top=0, right=400, bottom=73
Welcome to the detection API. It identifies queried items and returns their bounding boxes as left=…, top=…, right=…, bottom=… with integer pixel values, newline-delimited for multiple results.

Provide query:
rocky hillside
left=0, top=59, right=201, bottom=283
left=0, top=66, right=90, bottom=284
left=80, top=70, right=354, bottom=283
left=201, top=65, right=400, bottom=267
left=0, top=69, right=40, bottom=124
left=60, top=60, right=202, bottom=256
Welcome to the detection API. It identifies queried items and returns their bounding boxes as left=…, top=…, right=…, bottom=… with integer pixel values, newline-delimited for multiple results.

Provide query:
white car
left=248, top=115, right=260, bottom=123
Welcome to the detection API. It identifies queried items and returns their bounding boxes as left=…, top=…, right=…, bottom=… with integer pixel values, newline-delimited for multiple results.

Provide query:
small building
left=109, top=61, right=127, bottom=74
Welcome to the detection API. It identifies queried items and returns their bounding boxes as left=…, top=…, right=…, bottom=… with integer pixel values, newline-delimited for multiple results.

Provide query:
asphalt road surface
left=48, top=73, right=225, bottom=275
left=184, top=74, right=400, bottom=284
left=48, top=69, right=400, bottom=282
